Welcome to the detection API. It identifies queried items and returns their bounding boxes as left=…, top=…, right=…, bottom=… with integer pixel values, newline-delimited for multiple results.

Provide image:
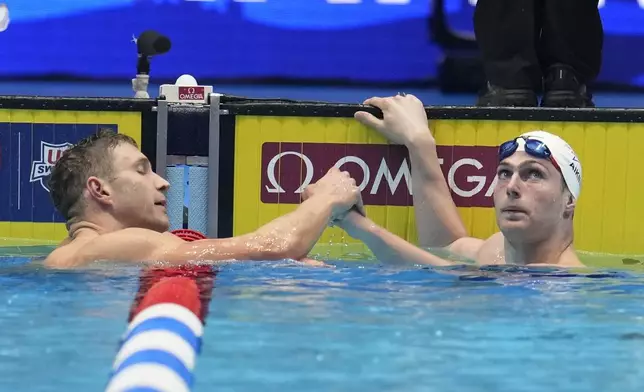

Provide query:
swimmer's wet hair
left=49, top=128, right=138, bottom=223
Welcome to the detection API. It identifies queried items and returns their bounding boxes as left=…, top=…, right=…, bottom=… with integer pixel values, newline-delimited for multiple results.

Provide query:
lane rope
left=105, top=229, right=214, bottom=392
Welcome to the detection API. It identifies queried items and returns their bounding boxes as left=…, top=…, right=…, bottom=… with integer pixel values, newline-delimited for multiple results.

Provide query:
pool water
left=1, top=255, right=644, bottom=392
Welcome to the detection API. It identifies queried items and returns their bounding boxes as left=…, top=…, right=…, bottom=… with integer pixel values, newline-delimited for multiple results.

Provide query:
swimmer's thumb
left=354, top=111, right=382, bottom=130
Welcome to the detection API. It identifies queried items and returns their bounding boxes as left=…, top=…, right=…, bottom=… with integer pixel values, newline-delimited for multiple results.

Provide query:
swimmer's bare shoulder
left=475, top=233, right=506, bottom=265
left=477, top=233, right=584, bottom=267
left=57, top=237, right=72, bottom=247
left=448, top=232, right=584, bottom=267
left=446, top=233, right=500, bottom=264
left=44, top=228, right=183, bottom=269
left=528, top=249, right=584, bottom=268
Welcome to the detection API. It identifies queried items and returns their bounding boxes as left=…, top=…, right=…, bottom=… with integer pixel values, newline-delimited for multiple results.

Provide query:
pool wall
left=0, top=95, right=643, bottom=256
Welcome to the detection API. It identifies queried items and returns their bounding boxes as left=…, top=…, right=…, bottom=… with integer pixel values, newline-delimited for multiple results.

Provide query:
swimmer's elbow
left=245, top=232, right=306, bottom=261
left=262, top=239, right=307, bottom=261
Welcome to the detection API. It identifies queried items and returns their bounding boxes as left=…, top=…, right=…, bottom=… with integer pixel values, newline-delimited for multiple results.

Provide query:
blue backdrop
left=0, top=0, right=643, bottom=86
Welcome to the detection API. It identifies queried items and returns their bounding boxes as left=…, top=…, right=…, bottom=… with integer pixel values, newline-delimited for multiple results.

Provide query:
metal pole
left=155, top=99, right=169, bottom=178
left=207, top=94, right=222, bottom=238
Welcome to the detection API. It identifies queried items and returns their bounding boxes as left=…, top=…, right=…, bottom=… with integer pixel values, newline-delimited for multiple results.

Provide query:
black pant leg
left=474, top=0, right=542, bottom=90
left=539, top=0, right=603, bottom=84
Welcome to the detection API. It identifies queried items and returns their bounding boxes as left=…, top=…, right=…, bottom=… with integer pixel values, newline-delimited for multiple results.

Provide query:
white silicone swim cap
left=515, top=130, right=582, bottom=199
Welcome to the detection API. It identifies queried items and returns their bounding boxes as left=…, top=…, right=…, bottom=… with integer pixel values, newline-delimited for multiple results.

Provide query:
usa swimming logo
left=30, top=141, right=72, bottom=192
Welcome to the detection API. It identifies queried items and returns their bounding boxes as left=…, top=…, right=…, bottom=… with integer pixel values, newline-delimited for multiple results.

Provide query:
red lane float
left=105, top=229, right=215, bottom=392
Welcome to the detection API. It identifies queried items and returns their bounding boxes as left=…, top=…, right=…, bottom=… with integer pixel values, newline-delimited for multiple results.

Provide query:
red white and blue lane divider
left=105, top=229, right=214, bottom=392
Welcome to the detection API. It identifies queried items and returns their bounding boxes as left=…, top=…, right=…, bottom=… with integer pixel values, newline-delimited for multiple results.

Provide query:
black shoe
left=541, top=64, right=595, bottom=108
left=476, top=83, right=539, bottom=107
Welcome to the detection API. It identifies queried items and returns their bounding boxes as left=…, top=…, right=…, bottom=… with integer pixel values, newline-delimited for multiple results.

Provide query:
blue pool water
left=1, top=259, right=644, bottom=392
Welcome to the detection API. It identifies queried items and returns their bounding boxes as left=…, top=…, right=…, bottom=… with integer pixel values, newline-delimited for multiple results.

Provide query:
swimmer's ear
left=87, top=176, right=112, bottom=204
left=563, top=193, right=576, bottom=219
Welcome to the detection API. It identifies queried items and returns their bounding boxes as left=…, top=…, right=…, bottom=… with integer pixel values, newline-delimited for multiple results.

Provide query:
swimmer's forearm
left=248, top=196, right=335, bottom=260
left=341, top=212, right=454, bottom=267
left=171, top=197, right=335, bottom=262
left=407, top=136, right=467, bottom=247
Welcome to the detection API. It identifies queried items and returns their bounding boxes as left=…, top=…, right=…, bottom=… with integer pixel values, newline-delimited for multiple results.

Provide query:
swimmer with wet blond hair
left=44, top=129, right=363, bottom=268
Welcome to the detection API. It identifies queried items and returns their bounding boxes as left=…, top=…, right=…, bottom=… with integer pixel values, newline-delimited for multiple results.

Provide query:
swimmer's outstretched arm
left=63, top=195, right=340, bottom=267
left=337, top=211, right=455, bottom=267
left=161, top=195, right=337, bottom=262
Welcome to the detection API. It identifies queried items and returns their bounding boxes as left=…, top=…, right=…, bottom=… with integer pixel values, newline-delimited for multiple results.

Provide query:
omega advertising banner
left=232, top=115, right=644, bottom=256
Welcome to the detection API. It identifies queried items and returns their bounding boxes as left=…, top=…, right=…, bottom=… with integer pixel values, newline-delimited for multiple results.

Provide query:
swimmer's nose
left=155, top=172, right=170, bottom=191
left=506, top=173, right=521, bottom=199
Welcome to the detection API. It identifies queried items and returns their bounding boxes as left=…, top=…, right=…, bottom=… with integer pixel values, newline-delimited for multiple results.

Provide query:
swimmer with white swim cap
left=311, top=94, right=584, bottom=267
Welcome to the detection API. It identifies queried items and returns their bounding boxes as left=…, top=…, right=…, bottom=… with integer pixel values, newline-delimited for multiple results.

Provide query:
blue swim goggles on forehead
left=498, top=136, right=561, bottom=171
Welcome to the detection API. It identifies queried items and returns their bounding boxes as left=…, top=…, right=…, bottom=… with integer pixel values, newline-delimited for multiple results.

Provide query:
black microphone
left=136, top=30, right=172, bottom=75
